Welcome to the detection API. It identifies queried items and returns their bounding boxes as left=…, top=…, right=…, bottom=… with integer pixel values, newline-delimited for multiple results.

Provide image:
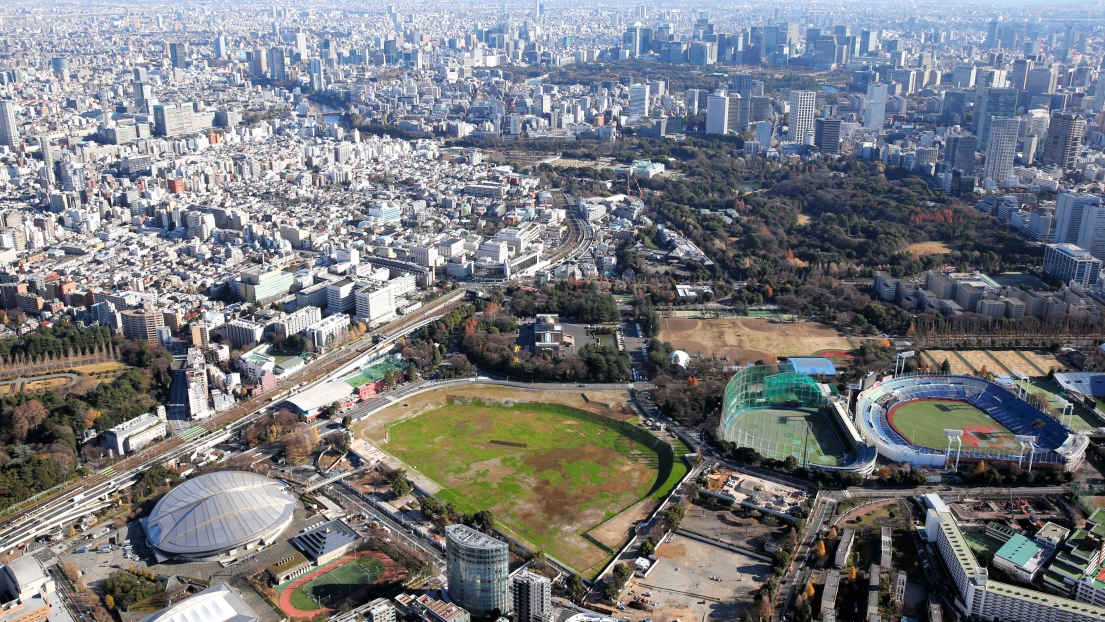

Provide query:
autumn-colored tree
left=764, top=285, right=774, bottom=299
left=104, top=595, right=115, bottom=609
left=849, top=566, right=857, bottom=580
left=829, top=527, right=838, bottom=539
left=975, top=460, right=987, bottom=474
left=804, top=582, right=816, bottom=600
left=84, top=408, right=102, bottom=430
left=687, top=376, right=699, bottom=389
left=11, top=399, right=48, bottom=441
left=816, top=540, right=827, bottom=557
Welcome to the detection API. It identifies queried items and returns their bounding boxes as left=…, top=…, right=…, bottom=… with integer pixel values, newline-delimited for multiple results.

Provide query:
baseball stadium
left=720, top=363, right=878, bottom=475
left=855, top=375, right=1088, bottom=471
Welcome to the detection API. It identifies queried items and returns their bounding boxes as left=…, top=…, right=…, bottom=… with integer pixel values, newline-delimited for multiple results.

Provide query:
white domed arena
left=142, top=471, right=296, bottom=563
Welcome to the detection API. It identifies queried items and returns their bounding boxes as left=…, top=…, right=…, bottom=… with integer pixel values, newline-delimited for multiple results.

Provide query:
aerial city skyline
left=1, top=1, right=1105, bottom=622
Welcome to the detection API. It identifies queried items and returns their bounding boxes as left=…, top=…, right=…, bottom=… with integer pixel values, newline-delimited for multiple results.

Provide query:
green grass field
left=1025, top=379, right=1103, bottom=432
left=289, top=557, right=385, bottom=611
left=726, top=408, right=846, bottom=466
left=888, top=399, right=1018, bottom=453
left=386, top=399, right=680, bottom=574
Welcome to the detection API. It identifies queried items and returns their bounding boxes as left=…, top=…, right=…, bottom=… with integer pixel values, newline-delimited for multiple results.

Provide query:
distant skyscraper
left=864, top=82, right=887, bottom=131
left=446, top=525, right=511, bottom=618
left=1010, top=58, right=1034, bottom=91
left=973, top=87, right=1018, bottom=150
left=133, top=80, right=153, bottom=112
left=0, top=100, right=18, bottom=147
left=168, top=42, right=189, bottom=69
left=214, top=34, right=227, bottom=60
left=705, top=93, right=729, bottom=135
left=787, top=90, right=816, bottom=142
left=1054, top=193, right=1103, bottom=246
left=754, top=120, right=773, bottom=146
left=814, top=118, right=841, bottom=154
left=308, top=59, right=324, bottom=91
left=268, top=48, right=287, bottom=81
left=628, top=84, right=649, bottom=118
left=1024, top=65, right=1058, bottom=98
left=50, top=57, right=69, bottom=81
left=983, top=117, right=1019, bottom=184
left=1041, top=112, right=1085, bottom=170
left=944, top=134, right=977, bottom=173
left=39, top=136, right=54, bottom=187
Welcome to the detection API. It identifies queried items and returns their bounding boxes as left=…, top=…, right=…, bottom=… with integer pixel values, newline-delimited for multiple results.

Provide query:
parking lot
left=628, top=534, right=770, bottom=622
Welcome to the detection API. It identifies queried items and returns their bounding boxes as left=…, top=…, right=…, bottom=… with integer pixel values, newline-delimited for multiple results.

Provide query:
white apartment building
left=275, top=305, right=322, bottom=338
left=410, top=245, right=439, bottom=267
left=706, top=94, right=729, bottom=135
left=924, top=494, right=1105, bottom=622
left=326, top=279, right=357, bottom=313
left=477, top=240, right=509, bottom=263
left=306, top=313, right=349, bottom=349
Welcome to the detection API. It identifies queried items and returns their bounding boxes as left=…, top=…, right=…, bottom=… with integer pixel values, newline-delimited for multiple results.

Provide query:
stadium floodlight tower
left=1010, top=369, right=1031, bottom=398
left=1052, top=396, right=1074, bottom=428
left=1015, top=435, right=1038, bottom=472
left=894, top=351, right=915, bottom=376
left=944, top=429, right=964, bottom=472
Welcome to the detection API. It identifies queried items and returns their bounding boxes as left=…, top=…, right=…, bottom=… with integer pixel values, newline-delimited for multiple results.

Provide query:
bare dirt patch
left=659, top=317, right=848, bottom=362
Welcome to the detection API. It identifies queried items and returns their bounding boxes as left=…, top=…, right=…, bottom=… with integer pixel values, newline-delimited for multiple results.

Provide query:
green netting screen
left=721, top=363, right=831, bottom=441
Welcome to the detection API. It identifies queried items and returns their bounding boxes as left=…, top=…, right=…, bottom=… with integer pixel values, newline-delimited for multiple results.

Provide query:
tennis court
left=726, top=408, right=847, bottom=466
left=289, top=557, right=386, bottom=611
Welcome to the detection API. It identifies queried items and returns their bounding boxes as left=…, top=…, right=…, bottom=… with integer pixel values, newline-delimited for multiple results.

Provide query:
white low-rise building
left=102, top=412, right=167, bottom=455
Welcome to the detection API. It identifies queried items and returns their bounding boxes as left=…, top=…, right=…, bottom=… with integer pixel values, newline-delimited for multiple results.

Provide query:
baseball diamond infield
left=888, top=399, right=1018, bottom=452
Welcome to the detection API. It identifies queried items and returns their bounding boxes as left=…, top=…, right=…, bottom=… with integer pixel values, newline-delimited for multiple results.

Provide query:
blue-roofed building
left=994, top=533, right=1051, bottom=582
left=293, top=519, right=360, bottom=566
left=784, top=357, right=837, bottom=377
left=1054, top=372, right=1105, bottom=397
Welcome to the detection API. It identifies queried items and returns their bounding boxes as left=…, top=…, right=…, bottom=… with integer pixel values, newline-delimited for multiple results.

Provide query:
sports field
left=385, top=398, right=683, bottom=575
left=289, top=557, right=385, bottom=611
left=725, top=408, right=846, bottom=466
left=888, top=399, right=1019, bottom=453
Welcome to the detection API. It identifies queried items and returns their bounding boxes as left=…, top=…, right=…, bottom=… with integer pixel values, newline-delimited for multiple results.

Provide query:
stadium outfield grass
left=888, top=399, right=1016, bottom=451
left=288, top=557, right=385, bottom=612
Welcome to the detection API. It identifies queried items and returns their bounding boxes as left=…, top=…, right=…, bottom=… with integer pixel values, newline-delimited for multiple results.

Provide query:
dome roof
left=145, top=471, right=294, bottom=556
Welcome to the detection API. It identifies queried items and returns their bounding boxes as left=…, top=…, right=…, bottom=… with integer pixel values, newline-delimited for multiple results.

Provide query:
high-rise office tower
left=973, top=88, right=1018, bottom=150
left=944, top=134, right=977, bottom=173
left=706, top=93, right=729, bottom=135
left=267, top=48, right=287, bottom=81
left=787, top=90, right=816, bottom=142
left=1041, top=112, right=1085, bottom=170
left=446, top=525, right=511, bottom=618
left=1054, top=193, right=1103, bottom=245
left=864, top=82, right=887, bottom=131
left=754, top=120, right=773, bottom=146
left=1010, top=58, right=1034, bottom=91
left=308, top=59, right=324, bottom=91
left=295, top=32, right=308, bottom=59
left=168, top=42, right=189, bottom=69
left=814, top=118, right=841, bottom=154
left=982, top=117, right=1019, bottom=184
left=0, top=100, right=18, bottom=147
left=251, top=48, right=268, bottom=77
left=859, top=30, right=878, bottom=55
left=1024, top=65, right=1058, bottom=98
left=628, top=84, right=649, bottom=118
left=39, top=136, right=54, bottom=187
left=214, top=34, right=227, bottom=59
left=1074, top=205, right=1105, bottom=259
left=133, top=80, right=153, bottom=112
left=153, top=103, right=194, bottom=137
left=512, top=571, right=552, bottom=622
left=50, top=57, right=69, bottom=81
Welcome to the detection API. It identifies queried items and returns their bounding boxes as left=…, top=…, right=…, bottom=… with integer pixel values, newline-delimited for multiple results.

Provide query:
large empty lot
left=380, top=397, right=679, bottom=576
left=633, top=534, right=770, bottom=622
left=659, top=317, right=848, bottom=363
